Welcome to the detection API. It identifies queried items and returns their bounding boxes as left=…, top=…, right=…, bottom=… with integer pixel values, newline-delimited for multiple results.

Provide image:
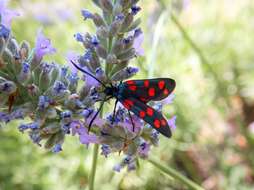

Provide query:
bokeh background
left=1, top=0, right=254, bottom=189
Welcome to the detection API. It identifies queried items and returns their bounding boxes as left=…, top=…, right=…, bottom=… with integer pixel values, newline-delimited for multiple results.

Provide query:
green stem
left=105, top=36, right=113, bottom=76
left=88, top=144, right=99, bottom=190
left=148, top=158, right=204, bottom=190
left=88, top=105, right=104, bottom=190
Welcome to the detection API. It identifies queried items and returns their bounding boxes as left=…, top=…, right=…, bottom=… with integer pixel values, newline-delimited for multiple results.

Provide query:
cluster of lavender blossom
left=0, top=0, right=176, bottom=172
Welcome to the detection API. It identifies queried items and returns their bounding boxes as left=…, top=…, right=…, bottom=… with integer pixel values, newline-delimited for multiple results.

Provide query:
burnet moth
left=72, top=61, right=176, bottom=138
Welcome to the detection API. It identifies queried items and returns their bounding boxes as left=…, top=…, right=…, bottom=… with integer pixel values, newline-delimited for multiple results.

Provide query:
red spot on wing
left=163, top=89, right=169, bottom=95
left=139, top=111, right=146, bottom=118
left=148, top=88, right=155, bottom=97
left=146, top=107, right=154, bottom=116
left=144, top=80, right=149, bottom=88
left=123, top=99, right=134, bottom=109
left=161, top=119, right=167, bottom=126
left=123, top=102, right=130, bottom=109
left=129, top=85, right=137, bottom=91
left=158, top=80, right=165, bottom=90
left=126, top=80, right=135, bottom=85
left=126, top=99, right=134, bottom=106
left=154, top=119, right=161, bottom=128
left=140, top=97, right=147, bottom=102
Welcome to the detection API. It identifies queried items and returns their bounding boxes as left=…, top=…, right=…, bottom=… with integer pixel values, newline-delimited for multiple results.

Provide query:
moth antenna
left=71, top=60, right=107, bottom=88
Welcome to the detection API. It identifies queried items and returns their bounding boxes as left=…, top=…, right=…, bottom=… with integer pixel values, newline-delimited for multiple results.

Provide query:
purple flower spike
left=101, top=144, right=111, bottom=157
left=113, top=164, right=122, bottom=172
left=81, top=9, right=94, bottom=20
left=131, top=5, right=141, bottom=15
left=66, top=51, right=79, bottom=74
left=168, top=116, right=177, bottom=130
left=70, top=121, right=99, bottom=146
left=125, top=115, right=143, bottom=134
left=133, top=32, right=144, bottom=56
left=79, top=130, right=98, bottom=146
left=35, top=29, right=56, bottom=60
left=52, top=144, right=63, bottom=153
left=0, top=0, right=19, bottom=29
left=82, top=66, right=100, bottom=87
left=74, top=33, right=84, bottom=42
left=0, top=24, right=10, bottom=38
left=70, top=120, right=85, bottom=135
left=138, top=141, right=150, bottom=158
left=85, top=110, right=105, bottom=127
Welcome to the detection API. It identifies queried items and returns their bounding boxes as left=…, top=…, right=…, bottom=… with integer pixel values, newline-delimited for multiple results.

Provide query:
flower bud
left=113, top=2, right=123, bottom=16
left=0, top=81, right=17, bottom=95
left=123, top=36, right=134, bottom=50
left=120, top=13, right=133, bottom=32
left=46, top=108, right=58, bottom=119
left=117, top=48, right=136, bottom=61
left=50, top=81, right=70, bottom=101
left=60, top=110, right=72, bottom=124
left=109, top=61, right=128, bottom=77
left=120, top=0, right=131, bottom=9
left=99, top=0, right=113, bottom=13
left=27, top=84, right=40, bottom=96
left=52, top=143, right=63, bottom=153
left=96, top=26, right=109, bottom=39
left=20, top=41, right=30, bottom=60
left=2, top=49, right=13, bottom=65
left=42, top=122, right=60, bottom=135
left=106, top=54, right=117, bottom=64
left=7, top=38, right=19, bottom=59
left=96, top=45, right=107, bottom=59
left=81, top=9, right=94, bottom=20
left=39, top=70, right=51, bottom=92
left=92, top=13, right=106, bottom=27
left=0, top=38, right=5, bottom=55
left=112, top=66, right=139, bottom=81
left=109, top=19, right=123, bottom=36
left=112, top=40, right=124, bottom=56
left=18, top=62, right=31, bottom=83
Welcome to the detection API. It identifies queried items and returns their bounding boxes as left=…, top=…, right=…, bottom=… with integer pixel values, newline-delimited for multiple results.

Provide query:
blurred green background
left=1, top=0, right=254, bottom=189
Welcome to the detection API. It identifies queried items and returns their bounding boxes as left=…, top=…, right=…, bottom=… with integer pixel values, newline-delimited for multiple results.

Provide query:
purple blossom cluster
left=0, top=0, right=176, bottom=172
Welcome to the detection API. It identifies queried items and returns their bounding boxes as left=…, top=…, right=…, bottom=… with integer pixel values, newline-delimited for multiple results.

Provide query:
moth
left=72, top=62, right=176, bottom=138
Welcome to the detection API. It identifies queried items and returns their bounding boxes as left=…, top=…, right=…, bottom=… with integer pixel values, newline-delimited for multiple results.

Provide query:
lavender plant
left=0, top=1, right=204, bottom=190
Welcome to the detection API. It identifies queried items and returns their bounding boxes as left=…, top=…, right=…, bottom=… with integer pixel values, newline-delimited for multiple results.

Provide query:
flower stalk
left=89, top=143, right=99, bottom=190
left=148, top=158, right=204, bottom=190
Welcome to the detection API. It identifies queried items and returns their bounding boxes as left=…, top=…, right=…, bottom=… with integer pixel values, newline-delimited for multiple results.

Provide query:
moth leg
left=128, top=110, right=135, bottom=132
left=88, top=100, right=105, bottom=132
left=112, top=99, right=118, bottom=124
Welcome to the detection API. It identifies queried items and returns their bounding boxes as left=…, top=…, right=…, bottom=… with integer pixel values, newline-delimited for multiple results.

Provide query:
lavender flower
left=101, top=144, right=111, bottom=157
left=52, top=144, right=63, bottom=153
left=0, top=0, right=177, bottom=172
left=168, top=116, right=177, bottom=130
left=138, top=141, right=150, bottom=158
left=0, top=0, right=19, bottom=29
left=133, top=32, right=144, bottom=56
left=81, top=9, right=94, bottom=20
left=35, top=29, right=56, bottom=60
left=70, top=121, right=98, bottom=145
left=0, top=24, right=10, bottom=38
left=66, top=51, right=79, bottom=74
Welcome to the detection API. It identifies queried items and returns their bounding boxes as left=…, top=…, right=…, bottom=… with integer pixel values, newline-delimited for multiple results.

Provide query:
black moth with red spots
left=117, top=78, right=176, bottom=137
left=72, top=62, right=176, bottom=138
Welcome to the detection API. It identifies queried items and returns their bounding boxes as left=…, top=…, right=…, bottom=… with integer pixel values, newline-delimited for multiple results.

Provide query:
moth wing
left=122, top=78, right=175, bottom=103
left=119, top=97, right=172, bottom=138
